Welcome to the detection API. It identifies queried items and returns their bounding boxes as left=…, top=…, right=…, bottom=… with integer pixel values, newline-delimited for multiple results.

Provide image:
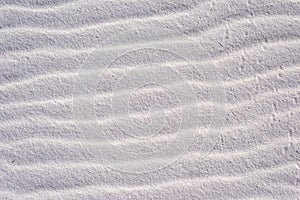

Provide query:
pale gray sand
left=0, top=0, right=300, bottom=199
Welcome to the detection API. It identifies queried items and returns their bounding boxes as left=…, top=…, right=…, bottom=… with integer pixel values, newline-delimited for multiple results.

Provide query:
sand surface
left=1, top=0, right=300, bottom=199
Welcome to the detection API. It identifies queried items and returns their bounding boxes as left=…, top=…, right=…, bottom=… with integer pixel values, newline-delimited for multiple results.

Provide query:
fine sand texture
left=1, top=0, right=300, bottom=199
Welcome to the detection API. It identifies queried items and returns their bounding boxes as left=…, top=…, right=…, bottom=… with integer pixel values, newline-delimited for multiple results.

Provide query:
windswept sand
left=0, top=0, right=300, bottom=199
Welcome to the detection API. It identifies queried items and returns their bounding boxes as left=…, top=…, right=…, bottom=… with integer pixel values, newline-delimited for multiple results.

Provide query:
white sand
left=0, top=0, right=300, bottom=199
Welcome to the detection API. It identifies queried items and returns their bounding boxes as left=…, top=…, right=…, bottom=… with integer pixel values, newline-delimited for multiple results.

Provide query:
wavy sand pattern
left=1, top=0, right=300, bottom=199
